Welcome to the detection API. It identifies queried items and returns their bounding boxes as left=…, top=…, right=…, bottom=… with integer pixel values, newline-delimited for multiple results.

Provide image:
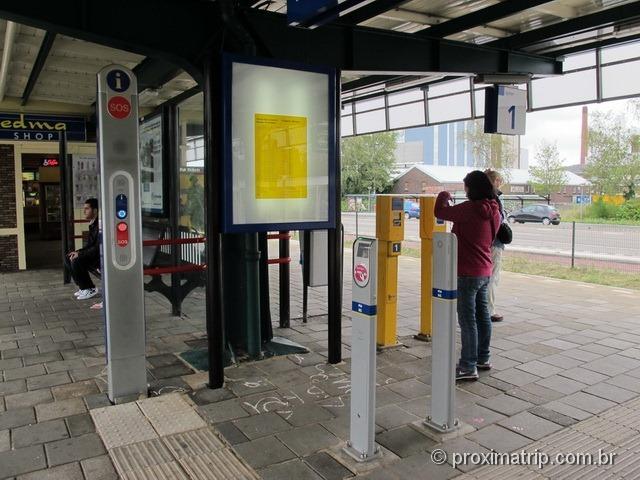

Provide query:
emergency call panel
left=352, top=237, right=377, bottom=316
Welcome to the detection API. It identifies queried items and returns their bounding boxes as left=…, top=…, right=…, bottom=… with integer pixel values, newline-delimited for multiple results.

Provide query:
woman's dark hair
left=464, top=171, right=497, bottom=201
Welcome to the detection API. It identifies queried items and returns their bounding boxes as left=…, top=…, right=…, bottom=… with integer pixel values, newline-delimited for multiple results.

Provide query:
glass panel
left=530, top=69, right=597, bottom=109
left=602, top=60, right=640, bottom=98
left=177, top=92, right=205, bottom=234
left=341, top=103, right=352, bottom=115
left=474, top=88, right=486, bottom=118
left=428, top=92, right=472, bottom=124
left=355, top=109, right=386, bottom=134
left=387, top=89, right=424, bottom=106
left=354, top=97, right=385, bottom=113
left=563, top=51, right=596, bottom=71
left=388, top=102, right=426, bottom=129
left=601, top=41, right=640, bottom=64
left=427, top=78, right=470, bottom=98
left=342, top=115, right=354, bottom=136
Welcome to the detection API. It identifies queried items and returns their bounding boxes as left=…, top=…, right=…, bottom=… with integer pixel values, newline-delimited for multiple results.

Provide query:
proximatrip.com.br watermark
left=430, top=447, right=616, bottom=469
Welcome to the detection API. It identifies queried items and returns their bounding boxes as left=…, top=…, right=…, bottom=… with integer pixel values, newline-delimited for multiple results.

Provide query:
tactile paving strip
left=91, top=402, right=158, bottom=449
left=138, top=393, right=206, bottom=437
left=177, top=449, right=261, bottom=480
left=119, top=461, right=190, bottom=480
left=110, top=438, right=174, bottom=474
left=163, top=428, right=226, bottom=459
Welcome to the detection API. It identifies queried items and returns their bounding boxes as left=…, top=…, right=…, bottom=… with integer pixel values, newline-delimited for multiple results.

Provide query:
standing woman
left=434, top=171, right=501, bottom=380
left=484, top=169, right=506, bottom=323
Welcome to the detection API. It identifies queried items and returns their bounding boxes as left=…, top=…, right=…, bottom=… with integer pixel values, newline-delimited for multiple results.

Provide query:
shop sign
left=0, top=113, right=86, bottom=141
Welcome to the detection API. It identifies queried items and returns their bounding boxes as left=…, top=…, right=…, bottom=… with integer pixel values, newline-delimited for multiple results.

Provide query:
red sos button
left=116, top=222, right=129, bottom=247
left=108, top=96, right=131, bottom=119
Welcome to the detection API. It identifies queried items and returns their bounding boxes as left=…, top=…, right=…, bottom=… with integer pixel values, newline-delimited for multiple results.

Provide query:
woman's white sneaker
left=77, top=288, right=98, bottom=300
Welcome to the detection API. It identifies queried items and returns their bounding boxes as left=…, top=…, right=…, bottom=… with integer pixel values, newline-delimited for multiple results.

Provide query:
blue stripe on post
left=352, top=301, right=377, bottom=316
left=432, top=288, right=457, bottom=300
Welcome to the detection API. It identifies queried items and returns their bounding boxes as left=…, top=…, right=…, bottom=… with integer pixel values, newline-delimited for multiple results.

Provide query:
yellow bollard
left=375, top=196, right=404, bottom=348
left=416, top=196, right=447, bottom=341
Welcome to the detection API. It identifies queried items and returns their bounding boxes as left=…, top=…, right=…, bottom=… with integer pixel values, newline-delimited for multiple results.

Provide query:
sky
left=521, top=98, right=640, bottom=167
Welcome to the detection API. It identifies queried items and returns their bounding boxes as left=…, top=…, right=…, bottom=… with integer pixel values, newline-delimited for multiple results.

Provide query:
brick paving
left=0, top=240, right=639, bottom=479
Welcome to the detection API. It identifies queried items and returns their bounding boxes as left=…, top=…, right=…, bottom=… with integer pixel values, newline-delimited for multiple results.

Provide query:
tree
left=585, top=111, right=640, bottom=197
left=341, top=131, right=398, bottom=194
left=462, top=120, right=518, bottom=183
left=528, top=141, right=567, bottom=199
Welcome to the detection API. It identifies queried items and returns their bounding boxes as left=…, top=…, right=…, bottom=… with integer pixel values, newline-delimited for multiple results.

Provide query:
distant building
left=392, top=165, right=590, bottom=204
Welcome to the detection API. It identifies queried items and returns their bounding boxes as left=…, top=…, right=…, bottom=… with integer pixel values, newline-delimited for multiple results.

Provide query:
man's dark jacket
left=78, top=220, right=100, bottom=267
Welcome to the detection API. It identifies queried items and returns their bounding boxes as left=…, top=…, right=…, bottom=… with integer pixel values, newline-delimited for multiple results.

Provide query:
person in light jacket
left=484, top=169, right=507, bottom=322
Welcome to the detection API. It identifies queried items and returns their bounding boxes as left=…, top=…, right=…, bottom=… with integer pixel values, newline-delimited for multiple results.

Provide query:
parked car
left=403, top=200, right=420, bottom=219
left=507, top=204, right=561, bottom=225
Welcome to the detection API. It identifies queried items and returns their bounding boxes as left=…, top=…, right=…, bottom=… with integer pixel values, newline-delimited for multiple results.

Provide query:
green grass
left=502, top=256, right=640, bottom=290
left=558, top=215, right=640, bottom=226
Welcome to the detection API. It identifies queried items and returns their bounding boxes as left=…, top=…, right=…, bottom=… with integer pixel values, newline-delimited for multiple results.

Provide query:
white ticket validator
left=345, top=237, right=381, bottom=462
left=425, top=231, right=459, bottom=433
left=97, top=65, right=147, bottom=403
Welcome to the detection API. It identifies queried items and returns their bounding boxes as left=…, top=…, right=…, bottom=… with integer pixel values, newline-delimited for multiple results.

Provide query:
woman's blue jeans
left=457, top=276, right=492, bottom=370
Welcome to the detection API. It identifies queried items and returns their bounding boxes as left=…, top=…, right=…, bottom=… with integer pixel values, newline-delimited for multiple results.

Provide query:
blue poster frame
left=220, top=53, right=337, bottom=233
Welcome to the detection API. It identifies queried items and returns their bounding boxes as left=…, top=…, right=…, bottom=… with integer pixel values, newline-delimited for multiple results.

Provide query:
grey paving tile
left=466, top=424, right=532, bottom=453
left=279, top=403, right=334, bottom=427
left=4, top=364, right=46, bottom=381
left=277, top=424, right=340, bottom=457
left=384, top=452, right=459, bottom=479
left=0, top=428, right=9, bottom=452
left=259, top=459, right=323, bottom=480
left=540, top=339, right=582, bottom=350
left=44, top=433, right=106, bottom=466
left=543, top=400, right=592, bottom=421
left=198, top=398, right=250, bottom=424
left=376, top=425, right=436, bottom=458
left=605, top=374, right=640, bottom=393
left=233, top=435, right=296, bottom=469
left=491, top=368, right=541, bottom=387
left=27, top=372, right=71, bottom=391
left=0, top=445, right=47, bottom=478
left=233, top=411, right=292, bottom=440
left=456, top=404, right=506, bottom=430
left=477, top=394, right=533, bottom=416
left=303, top=452, right=353, bottom=480
left=4, top=389, right=53, bottom=410
left=51, top=380, right=99, bottom=401
left=214, top=421, right=249, bottom=445
left=515, top=360, right=563, bottom=378
left=557, top=367, right=608, bottom=385
left=385, top=378, right=430, bottom=399
left=80, top=454, right=118, bottom=480
left=498, top=411, right=563, bottom=440
left=500, top=349, right=541, bottom=363
left=17, top=462, right=84, bottom=480
left=12, top=419, right=69, bottom=449
left=65, top=413, right=95, bottom=437
left=0, top=378, right=27, bottom=396
left=535, top=375, right=587, bottom=395
left=0, top=406, right=35, bottom=430
left=375, top=404, right=421, bottom=430
left=188, top=387, right=235, bottom=406
left=582, top=355, right=640, bottom=376
left=583, top=383, right=637, bottom=404
left=559, top=392, right=617, bottom=414
left=35, top=397, right=86, bottom=422
left=528, top=406, right=578, bottom=427
left=435, top=436, right=492, bottom=473
left=536, top=353, right=584, bottom=369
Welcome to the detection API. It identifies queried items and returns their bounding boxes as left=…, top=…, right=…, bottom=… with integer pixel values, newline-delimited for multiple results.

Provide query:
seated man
left=65, top=198, right=100, bottom=300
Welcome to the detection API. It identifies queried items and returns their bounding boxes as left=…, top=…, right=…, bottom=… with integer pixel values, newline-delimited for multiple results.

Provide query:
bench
left=84, top=223, right=205, bottom=315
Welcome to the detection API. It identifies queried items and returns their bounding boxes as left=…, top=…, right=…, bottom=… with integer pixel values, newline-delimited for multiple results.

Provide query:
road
left=342, top=213, right=640, bottom=262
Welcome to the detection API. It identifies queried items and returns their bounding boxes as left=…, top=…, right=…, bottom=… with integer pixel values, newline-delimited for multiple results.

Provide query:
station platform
left=1, top=243, right=640, bottom=479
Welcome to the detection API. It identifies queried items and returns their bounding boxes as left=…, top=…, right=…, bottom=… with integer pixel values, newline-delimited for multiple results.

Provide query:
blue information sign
left=106, top=69, right=131, bottom=93
left=0, top=113, right=86, bottom=141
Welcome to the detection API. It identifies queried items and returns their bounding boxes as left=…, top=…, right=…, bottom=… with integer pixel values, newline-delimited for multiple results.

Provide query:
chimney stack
left=580, top=106, right=588, bottom=165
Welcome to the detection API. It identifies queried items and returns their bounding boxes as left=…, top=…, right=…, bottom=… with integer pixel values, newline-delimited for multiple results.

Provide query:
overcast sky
left=521, top=98, right=639, bottom=167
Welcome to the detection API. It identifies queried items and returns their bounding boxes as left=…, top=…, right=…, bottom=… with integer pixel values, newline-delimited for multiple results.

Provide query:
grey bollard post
left=345, top=237, right=381, bottom=462
left=425, top=231, right=459, bottom=433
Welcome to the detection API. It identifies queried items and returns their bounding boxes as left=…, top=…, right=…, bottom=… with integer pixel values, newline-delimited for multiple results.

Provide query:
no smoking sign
left=108, top=96, right=131, bottom=120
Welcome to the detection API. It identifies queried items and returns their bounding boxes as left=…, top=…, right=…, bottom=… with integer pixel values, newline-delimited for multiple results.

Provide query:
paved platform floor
left=1, top=242, right=640, bottom=479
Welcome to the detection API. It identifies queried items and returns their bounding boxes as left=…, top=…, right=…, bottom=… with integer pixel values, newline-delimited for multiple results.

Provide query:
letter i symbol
left=115, top=72, right=122, bottom=91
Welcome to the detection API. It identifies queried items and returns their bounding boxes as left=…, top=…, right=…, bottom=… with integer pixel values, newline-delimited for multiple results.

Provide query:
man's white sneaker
left=77, top=288, right=98, bottom=300
left=74, top=290, right=82, bottom=297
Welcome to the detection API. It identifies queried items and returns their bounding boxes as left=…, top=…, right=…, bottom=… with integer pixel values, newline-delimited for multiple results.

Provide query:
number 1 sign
left=484, top=85, right=527, bottom=135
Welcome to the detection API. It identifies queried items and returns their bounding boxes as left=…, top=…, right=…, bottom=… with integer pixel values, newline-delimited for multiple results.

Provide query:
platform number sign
left=484, top=85, right=527, bottom=136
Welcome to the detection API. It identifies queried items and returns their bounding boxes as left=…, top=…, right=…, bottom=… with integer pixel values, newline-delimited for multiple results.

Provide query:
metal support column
left=58, top=131, right=71, bottom=284
left=165, top=104, right=181, bottom=316
left=204, top=55, right=225, bottom=389
left=279, top=230, right=290, bottom=328
left=328, top=70, right=342, bottom=365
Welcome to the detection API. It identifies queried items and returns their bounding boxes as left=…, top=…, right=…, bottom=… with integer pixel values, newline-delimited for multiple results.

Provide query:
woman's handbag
left=497, top=222, right=513, bottom=244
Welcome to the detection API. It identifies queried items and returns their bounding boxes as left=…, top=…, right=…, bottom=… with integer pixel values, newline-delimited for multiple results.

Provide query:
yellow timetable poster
left=255, top=113, right=308, bottom=199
